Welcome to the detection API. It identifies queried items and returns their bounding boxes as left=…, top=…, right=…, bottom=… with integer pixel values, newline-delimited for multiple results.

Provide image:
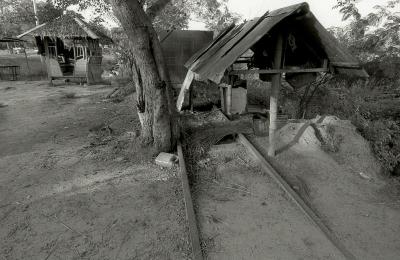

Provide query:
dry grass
left=181, top=114, right=253, bottom=182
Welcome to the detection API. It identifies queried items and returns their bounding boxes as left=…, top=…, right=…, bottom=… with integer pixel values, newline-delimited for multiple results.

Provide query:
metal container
left=253, top=115, right=269, bottom=136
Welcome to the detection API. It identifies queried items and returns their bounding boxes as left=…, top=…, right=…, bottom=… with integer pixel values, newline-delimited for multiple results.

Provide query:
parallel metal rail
left=177, top=141, right=203, bottom=260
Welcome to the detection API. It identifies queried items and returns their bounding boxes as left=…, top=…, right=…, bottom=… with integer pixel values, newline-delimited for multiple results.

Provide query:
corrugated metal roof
left=185, top=2, right=367, bottom=83
left=159, top=30, right=213, bottom=86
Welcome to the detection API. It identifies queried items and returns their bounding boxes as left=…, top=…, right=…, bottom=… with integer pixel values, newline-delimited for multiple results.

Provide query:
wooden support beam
left=229, top=67, right=329, bottom=75
left=177, top=70, right=195, bottom=111
left=330, top=62, right=361, bottom=69
left=219, top=86, right=226, bottom=112
left=233, top=59, right=252, bottom=64
left=43, top=37, right=51, bottom=80
left=189, top=86, right=194, bottom=112
left=225, top=84, right=232, bottom=116
left=268, top=33, right=284, bottom=157
left=219, top=83, right=232, bottom=115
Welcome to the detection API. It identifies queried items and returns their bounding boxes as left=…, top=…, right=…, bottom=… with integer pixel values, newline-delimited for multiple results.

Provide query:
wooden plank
left=51, top=76, right=86, bottom=79
left=229, top=67, right=329, bottom=75
left=177, top=141, right=203, bottom=260
left=192, top=19, right=260, bottom=82
left=16, top=23, right=47, bottom=38
left=268, top=33, right=283, bottom=157
left=177, top=70, right=195, bottom=111
left=185, top=24, right=235, bottom=68
left=190, top=22, right=248, bottom=73
left=237, top=134, right=356, bottom=260
left=330, top=62, right=361, bottom=69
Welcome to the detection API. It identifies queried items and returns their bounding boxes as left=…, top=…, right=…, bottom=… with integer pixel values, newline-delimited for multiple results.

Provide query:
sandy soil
left=193, top=143, right=344, bottom=259
left=248, top=117, right=400, bottom=260
left=0, top=81, right=190, bottom=260
left=184, top=110, right=400, bottom=259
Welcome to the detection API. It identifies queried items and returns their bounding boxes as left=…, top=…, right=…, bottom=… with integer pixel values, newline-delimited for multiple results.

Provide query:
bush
left=353, top=117, right=400, bottom=175
left=298, top=75, right=400, bottom=176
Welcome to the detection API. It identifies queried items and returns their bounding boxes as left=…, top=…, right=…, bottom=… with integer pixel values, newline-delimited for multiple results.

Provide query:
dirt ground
left=184, top=110, right=400, bottom=259
left=0, top=81, right=191, bottom=260
left=0, top=52, right=116, bottom=81
left=248, top=117, right=400, bottom=260
left=194, top=143, right=345, bottom=259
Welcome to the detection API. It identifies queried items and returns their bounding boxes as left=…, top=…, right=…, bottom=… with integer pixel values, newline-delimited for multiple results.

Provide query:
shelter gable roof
left=186, top=2, right=367, bottom=83
left=17, top=14, right=112, bottom=44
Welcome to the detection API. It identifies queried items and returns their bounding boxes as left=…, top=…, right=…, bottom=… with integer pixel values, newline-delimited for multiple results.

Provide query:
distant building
left=18, top=14, right=112, bottom=84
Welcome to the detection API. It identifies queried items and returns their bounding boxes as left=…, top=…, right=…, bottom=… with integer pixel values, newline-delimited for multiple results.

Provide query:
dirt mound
left=248, top=115, right=399, bottom=259
left=275, top=115, right=381, bottom=179
left=276, top=122, right=322, bottom=150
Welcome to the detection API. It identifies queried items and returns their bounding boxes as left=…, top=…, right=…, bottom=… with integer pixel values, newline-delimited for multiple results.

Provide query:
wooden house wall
left=160, top=30, right=213, bottom=87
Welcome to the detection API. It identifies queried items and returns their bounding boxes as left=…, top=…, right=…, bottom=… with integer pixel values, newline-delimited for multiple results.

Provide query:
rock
left=155, top=152, right=178, bottom=168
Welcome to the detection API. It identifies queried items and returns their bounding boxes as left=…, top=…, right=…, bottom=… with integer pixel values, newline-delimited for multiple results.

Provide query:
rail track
left=178, top=133, right=357, bottom=260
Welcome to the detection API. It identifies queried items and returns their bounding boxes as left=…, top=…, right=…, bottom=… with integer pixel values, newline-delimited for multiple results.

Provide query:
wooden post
left=72, top=44, right=76, bottom=76
left=189, top=86, right=194, bottom=112
left=22, top=46, right=31, bottom=80
left=220, top=87, right=225, bottom=112
left=54, top=39, right=58, bottom=58
left=43, top=37, right=51, bottom=81
left=268, top=33, right=284, bottom=157
left=226, top=84, right=232, bottom=116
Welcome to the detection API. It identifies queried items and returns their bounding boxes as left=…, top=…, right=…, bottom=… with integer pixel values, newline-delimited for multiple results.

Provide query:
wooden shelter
left=177, top=2, right=367, bottom=156
left=17, top=14, right=112, bottom=84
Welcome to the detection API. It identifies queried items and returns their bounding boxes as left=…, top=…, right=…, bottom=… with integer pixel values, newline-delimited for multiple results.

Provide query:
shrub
left=297, top=75, right=400, bottom=175
left=353, top=118, right=400, bottom=175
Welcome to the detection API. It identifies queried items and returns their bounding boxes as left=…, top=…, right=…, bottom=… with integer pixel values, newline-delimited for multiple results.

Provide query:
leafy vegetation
left=304, top=76, right=400, bottom=176
left=301, top=1, right=400, bottom=176
left=331, top=0, right=400, bottom=61
left=0, top=0, right=63, bottom=37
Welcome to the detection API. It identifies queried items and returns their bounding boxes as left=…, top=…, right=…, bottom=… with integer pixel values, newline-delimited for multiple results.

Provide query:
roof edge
left=17, top=23, right=47, bottom=38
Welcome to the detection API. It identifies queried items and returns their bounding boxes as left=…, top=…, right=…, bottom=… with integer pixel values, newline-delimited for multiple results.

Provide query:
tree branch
left=146, top=0, right=172, bottom=20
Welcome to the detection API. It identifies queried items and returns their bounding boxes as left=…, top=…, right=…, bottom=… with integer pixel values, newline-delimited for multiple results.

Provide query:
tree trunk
left=110, top=0, right=172, bottom=152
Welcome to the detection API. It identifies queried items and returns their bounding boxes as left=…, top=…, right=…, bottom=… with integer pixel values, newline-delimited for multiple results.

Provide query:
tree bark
left=110, top=0, right=172, bottom=152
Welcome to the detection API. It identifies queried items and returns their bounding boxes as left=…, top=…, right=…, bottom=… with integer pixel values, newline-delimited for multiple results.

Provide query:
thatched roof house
left=17, top=14, right=111, bottom=44
left=18, top=14, right=112, bottom=84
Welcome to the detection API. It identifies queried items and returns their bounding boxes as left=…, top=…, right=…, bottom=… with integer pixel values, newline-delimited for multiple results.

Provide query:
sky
left=45, top=0, right=397, bottom=29
left=188, top=0, right=395, bottom=29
